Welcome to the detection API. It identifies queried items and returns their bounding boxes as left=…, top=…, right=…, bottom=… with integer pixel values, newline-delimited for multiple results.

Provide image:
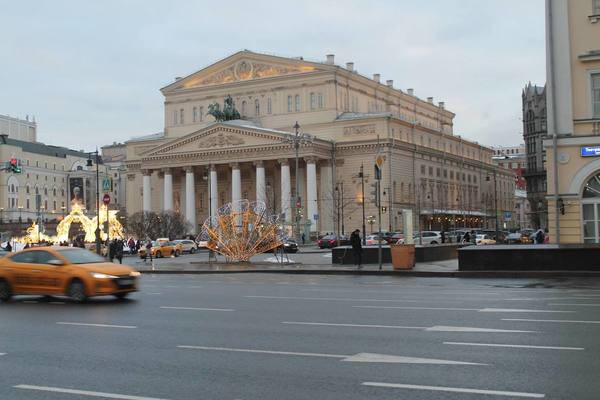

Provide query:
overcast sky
left=0, top=0, right=545, bottom=151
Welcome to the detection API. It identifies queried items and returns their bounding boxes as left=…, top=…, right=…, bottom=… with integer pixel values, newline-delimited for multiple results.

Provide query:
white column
left=142, top=170, right=151, bottom=212
left=163, top=168, right=173, bottom=211
left=184, top=167, right=196, bottom=233
left=319, top=160, right=333, bottom=233
left=280, top=159, right=291, bottom=222
left=210, top=165, right=218, bottom=218
left=306, top=157, right=318, bottom=232
left=255, top=160, right=266, bottom=206
left=231, top=163, right=241, bottom=206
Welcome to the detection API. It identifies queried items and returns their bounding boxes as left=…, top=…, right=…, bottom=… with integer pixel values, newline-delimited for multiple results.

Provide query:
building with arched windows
left=125, top=50, right=514, bottom=236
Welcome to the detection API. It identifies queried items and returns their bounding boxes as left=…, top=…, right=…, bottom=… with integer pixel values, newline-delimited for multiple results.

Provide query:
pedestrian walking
left=108, top=239, right=116, bottom=262
left=350, top=229, right=362, bottom=269
left=441, top=231, right=446, bottom=244
left=535, top=229, right=544, bottom=244
left=116, top=240, right=124, bottom=264
left=462, top=231, right=470, bottom=244
left=301, top=232, right=306, bottom=245
left=145, top=240, right=153, bottom=263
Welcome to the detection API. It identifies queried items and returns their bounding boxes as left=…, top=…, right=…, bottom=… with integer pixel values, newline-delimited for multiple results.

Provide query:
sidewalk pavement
left=134, top=258, right=600, bottom=277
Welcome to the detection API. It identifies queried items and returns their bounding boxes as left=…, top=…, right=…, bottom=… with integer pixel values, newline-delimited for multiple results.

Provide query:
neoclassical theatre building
left=125, top=51, right=514, bottom=236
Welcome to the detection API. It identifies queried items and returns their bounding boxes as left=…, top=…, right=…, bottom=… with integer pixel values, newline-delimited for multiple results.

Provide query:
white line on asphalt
left=503, top=298, right=576, bottom=301
left=548, top=303, right=600, bottom=307
left=177, top=346, right=485, bottom=365
left=146, top=293, right=162, bottom=295
left=479, top=308, right=574, bottom=313
left=245, top=295, right=420, bottom=302
left=160, top=306, right=234, bottom=312
left=282, top=322, right=535, bottom=333
left=362, top=382, right=545, bottom=398
left=443, top=342, right=584, bottom=351
left=353, top=306, right=480, bottom=311
left=0, top=353, right=5, bottom=356
left=14, top=385, right=170, bottom=400
left=503, top=318, right=600, bottom=324
left=352, top=306, right=573, bottom=313
left=56, top=322, right=137, bottom=329
left=425, top=326, right=536, bottom=333
left=282, top=321, right=427, bottom=329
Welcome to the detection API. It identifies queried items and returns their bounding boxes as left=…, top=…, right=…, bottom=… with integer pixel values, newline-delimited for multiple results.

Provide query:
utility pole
left=494, top=169, right=499, bottom=240
left=375, top=136, right=383, bottom=271
left=360, top=164, right=366, bottom=246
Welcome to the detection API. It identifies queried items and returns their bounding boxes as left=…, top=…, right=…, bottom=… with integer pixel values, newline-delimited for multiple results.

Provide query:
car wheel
left=430, top=241, right=438, bottom=245
left=114, top=292, right=129, bottom=300
left=67, top=279, right=87, bottom=303
left=0, top=279, right=12, bottom=302
left=190, top=247, right=196, bottom=254
left=156, top=251, right=162, bottom=258
left=174, top=250, right=180, bottom=257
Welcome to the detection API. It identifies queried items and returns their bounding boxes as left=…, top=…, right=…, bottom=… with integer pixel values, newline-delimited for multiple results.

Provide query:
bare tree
left=157, top=211, right=190, bottom=239
left=127, top=211, right=160, bottom=240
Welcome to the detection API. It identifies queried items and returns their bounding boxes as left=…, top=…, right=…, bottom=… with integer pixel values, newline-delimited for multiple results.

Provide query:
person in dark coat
left=350, top=229, right=363, bottom=269
left=462, top=231, right=470, bottom=244
left=441, top=231, right=446, bottom=244
left=116, top=240, right=124, bottom=264
left=108, top=239, right=117, bottom=262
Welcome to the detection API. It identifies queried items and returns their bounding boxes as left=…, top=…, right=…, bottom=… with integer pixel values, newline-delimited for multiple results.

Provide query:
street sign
left=102, top=194, right=111, bottom=205
left=504, top=211, right=512, bottom=221
left=581, top=146, right=600, bottom=157
left=102, top=177, right=113, bottom=192
left=313, top=214, right=319, bottom=221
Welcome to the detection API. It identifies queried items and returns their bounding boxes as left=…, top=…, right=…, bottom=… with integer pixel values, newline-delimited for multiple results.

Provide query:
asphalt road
left=1, top=274, right=600, bottom=400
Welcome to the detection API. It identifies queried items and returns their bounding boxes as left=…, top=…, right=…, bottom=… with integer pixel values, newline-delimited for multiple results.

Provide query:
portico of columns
left=140, top=157, right=323, bottom=235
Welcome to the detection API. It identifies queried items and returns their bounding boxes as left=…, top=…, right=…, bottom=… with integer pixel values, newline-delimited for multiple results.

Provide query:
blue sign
left=313, top=214, right=319, bottom=221
left=581, top=146, right=600, bottom=157
left=504, top=211, right=512, bottom=221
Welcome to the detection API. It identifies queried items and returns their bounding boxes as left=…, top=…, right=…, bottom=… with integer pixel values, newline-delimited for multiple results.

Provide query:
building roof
left=0, top=135, right=89, bottom=159
left=125, top=132, right=165, bottom=143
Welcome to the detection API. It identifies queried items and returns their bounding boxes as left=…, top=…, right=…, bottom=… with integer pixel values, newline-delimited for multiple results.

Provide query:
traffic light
left=7, top=158, right=21, bottom=173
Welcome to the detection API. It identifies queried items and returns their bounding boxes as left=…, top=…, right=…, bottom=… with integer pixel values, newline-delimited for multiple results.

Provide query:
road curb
left=136, top=269, right=600, bottom=278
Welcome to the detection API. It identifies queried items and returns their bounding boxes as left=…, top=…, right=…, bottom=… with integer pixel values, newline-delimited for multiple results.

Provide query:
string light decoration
left=200, top=200, right=284, bottom=262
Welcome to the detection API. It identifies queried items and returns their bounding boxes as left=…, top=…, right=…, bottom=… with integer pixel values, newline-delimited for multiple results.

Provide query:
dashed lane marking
left=503, top=318, right=600, bottom=324
left=443, top=341, right=584, bottom=351
left=362, top=382, right=545, bottom=398
left=282, top=322, right=536, bottom=333
left=160, top=306, right=234, bottom=312
left=14, top=384, right=171, bottom=400
left=56, top=322, right=137, bottom=329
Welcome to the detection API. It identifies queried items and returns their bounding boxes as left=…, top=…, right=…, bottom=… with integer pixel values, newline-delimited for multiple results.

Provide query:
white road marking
left=245, top=295, right=419, bottom=303
left=444, top=342, right=584, bottom=351
left=56, top=322, right=137, bottom=329
left=322, top=253, right=332, bottom=258
left=503, top=297, right=575, bottom=301
left=14, top=385, right=170, bottom=400
left=479, top=308, right=573, bottom=313
left=282, top=321, right=426, bottom=329
left=362, top=382, right=545, bottom=398
left=146, top=293, right=162, bottom=295
left=353, top=306, right=479, bottom=311
left=503, top=318, right=600, bottom=324
left=177, top=346, right=484, bottom=365
left=160, top=306, right=234, bottom=312
left=282, top=322, right=535, bottom=333
left=426, top=325, right=535, bottom=333
left=0, top=353, right=5, bottom=356
left=548, top=303, right=600, bottom=307
left=353, top=306, right=573, bottom=313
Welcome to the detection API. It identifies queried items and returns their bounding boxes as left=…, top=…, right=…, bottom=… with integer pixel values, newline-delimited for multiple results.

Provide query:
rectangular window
left=267, top=98, right=272, bottom=114
left=193, top=107, right=197, bottom=122
left=173, top=110, right=178, bottom=125
left=180, top=109, right=184, bottom=124
left=592, top=73, right=600, bottom=118
left=287, top=96, right=293, bottom=112
left=295, top=95, right=301, bottom=112
left=428, top=166, right=433, bottom=176
left=199, top=106, right=203, bottom=121
left=594, top=0, right=600, bottom=14
left=420, top=165, right=426, bottom=174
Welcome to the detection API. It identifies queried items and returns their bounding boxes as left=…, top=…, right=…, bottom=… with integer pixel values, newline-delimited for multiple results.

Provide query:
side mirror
left=47, top=259, right=64, bottom=266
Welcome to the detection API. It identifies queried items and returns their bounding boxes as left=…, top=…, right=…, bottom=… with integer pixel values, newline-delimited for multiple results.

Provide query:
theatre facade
left=125, top=51, right=514, bottom=236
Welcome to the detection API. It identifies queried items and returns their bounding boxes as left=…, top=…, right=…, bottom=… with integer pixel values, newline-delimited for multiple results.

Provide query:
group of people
left=107, top=238, right=125, bottom=264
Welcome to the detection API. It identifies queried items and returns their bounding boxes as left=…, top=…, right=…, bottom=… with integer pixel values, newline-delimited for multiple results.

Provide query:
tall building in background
left=522, top=83, right=547, bottom=229
left=0, top=114, right=37, bottom=142
left=545, top=0, right=600, bottom=243
left=492, top=144, right=530, bottom=229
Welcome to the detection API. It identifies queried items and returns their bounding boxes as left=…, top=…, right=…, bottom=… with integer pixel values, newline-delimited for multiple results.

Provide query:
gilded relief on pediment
left=183, top=59, right=316, bottom=88
left=198, top=133, right=245, bottom=148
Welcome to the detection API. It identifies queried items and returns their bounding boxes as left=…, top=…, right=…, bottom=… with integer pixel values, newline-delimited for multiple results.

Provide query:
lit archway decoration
left=55, top=202, right=96, bottom=243
left=200, top=200, right=284, bottom=262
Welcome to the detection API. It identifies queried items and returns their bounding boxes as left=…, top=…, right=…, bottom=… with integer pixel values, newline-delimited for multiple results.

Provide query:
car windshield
left=59, top=248, right=106, bottom=264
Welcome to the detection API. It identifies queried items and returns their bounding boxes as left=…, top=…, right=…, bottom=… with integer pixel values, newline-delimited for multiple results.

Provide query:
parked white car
left=476, top=234, right=496, bottom=245
left=365, top=234, right=386, bottom=246
left=413, top=231, right=442, bottom=245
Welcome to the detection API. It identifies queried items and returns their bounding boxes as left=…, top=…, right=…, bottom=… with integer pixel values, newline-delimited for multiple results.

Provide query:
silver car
left=413, top=231, right=442, bottom=245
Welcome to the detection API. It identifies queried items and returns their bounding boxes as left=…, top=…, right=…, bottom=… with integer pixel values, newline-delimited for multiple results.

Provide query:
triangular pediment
left=161, top=51, right=330, bottom=93
left=142, top=123, right=289, bottom=157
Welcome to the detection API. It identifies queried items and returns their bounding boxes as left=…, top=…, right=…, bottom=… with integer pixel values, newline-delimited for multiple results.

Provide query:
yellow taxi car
left=0, top=247, right=140, bottom=302
left=138, top=240, right=183, bottom=259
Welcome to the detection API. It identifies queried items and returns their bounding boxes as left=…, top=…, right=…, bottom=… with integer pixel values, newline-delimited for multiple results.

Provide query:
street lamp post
left=487, top=170, right=499, bottom=240
left=0, top=207, right=3, bottom=225
left=284, top=122, right=312, bottom=243
left=359, top=164, right=366, bottom=246
left=203, top=166, right=216, bottom=262
left=87, top=149, right=101, bottom=255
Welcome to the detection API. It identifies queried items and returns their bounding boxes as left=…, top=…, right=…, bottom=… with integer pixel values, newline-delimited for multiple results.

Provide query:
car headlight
left=91, top=272, right=118, bottom=279
left=129, top=271, right=141, bottom=277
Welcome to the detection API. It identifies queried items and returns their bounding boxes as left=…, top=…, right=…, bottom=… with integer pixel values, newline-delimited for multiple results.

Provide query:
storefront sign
left=581, top=146, right=600, bottom=157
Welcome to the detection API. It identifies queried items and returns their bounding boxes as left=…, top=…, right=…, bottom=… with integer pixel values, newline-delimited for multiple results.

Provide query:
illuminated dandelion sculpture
left=200, top=200, right=284, bottom=262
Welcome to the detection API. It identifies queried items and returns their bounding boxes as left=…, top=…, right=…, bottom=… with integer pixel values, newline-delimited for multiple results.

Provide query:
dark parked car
left=281, top=239, right=299, bottom=253
left=317, top=235, right=351, bottom=248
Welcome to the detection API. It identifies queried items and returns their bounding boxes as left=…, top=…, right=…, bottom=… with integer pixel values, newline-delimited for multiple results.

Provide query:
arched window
left=267, top=98, right=272, bottom=114
left=53, top=188, right=56, bottom=196
left=255, top=99, right=260, bottom=116
left=310, top=93, right=316, bottom=110
left=295, top=95, right=301, bottom=112
left=287, top=96, right=292, bottom=112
